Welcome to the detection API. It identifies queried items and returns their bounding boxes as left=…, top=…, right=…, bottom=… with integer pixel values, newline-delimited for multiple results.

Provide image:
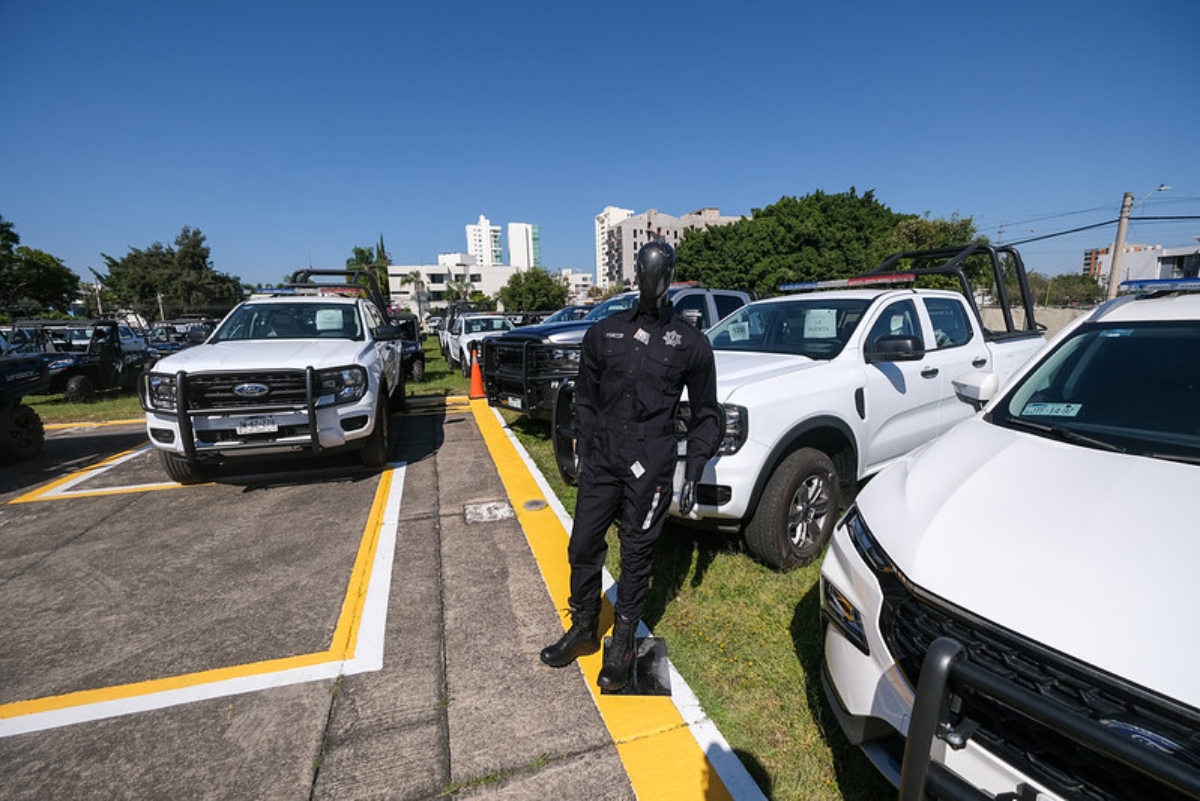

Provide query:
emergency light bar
left=1118, top=278, right=1200, bottom=294
left=780, top=273, right=916, bottom=293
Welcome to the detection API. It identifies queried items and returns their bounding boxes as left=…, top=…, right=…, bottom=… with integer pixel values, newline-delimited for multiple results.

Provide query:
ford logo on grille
left=233, top=383, right=270, bottom=398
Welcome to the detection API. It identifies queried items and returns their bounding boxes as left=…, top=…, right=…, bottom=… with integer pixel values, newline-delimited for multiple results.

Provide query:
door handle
left=921, top=367, right=939, bottom=379
left=972, top=357, right=988, bottom=368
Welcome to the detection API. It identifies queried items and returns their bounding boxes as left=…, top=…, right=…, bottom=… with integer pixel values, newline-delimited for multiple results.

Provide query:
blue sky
left=4, top=0, right=1198, bottom=289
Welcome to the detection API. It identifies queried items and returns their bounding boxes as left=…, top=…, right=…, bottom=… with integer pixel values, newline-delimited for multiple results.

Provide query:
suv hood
left=151, top=340, right=373, bottom=372
left=861, top=417, right=1199, bottom=709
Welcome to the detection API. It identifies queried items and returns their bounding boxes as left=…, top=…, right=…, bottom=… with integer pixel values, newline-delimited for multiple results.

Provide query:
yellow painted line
left=0, top=466, right=395, bottom=725
left=9, top=446, right=190, bottom=504
left=45, top=418, right=145, bottom=430
left=470, top=399, right=742, bottom=801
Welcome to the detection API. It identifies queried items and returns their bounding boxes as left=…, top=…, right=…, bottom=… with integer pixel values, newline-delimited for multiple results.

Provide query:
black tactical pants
left=567, top=425, right=676, bottom=624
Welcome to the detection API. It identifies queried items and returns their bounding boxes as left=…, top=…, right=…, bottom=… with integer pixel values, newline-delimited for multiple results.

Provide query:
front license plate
left=506, top=395, right=523, bottom=410
left=236, top=415, right=278, bottom=435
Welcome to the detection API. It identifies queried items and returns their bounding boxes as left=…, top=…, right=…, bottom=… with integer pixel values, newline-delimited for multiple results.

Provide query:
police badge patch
left=663, top=330, right=683, bottom=348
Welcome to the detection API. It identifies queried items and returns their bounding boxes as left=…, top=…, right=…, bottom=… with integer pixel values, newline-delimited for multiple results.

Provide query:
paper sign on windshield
left=804, top=309, right=837, bottom=339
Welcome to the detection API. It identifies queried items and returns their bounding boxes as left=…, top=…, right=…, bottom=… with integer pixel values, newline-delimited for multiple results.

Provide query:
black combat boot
left=540, top=607, right=600, bottom=668
left=597, top=614, right=638, bottom=692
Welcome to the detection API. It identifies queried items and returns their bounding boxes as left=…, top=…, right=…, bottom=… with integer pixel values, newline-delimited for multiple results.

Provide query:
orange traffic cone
left=469, top=346, right=486, bottom=399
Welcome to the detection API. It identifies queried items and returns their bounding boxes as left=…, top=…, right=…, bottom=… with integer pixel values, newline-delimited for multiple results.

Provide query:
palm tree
left=400, top=269, right=426, bottom=319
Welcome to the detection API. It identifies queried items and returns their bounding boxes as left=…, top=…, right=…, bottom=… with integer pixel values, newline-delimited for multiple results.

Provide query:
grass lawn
left=25, top=336, right=892, bottom=800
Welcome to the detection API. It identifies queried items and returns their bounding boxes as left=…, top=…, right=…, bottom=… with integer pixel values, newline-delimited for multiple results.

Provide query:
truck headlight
left=821, top=576, right=869, bottom=655
left=143, top=373, right=178, bottom=412
left=675, top=403, right=748, bottom=455
left=546, top=347, right=581, bottom=371
left=719, top=404, right=748, bottom=454
left=316, top=366, right=368, bottom=406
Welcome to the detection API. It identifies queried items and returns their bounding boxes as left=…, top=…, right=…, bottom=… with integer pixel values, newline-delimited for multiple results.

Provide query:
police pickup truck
left=140, top=270, right=406, bottom=484
left=669, top=245, right=1047, bottom=571
left=482, top=283, right=750, bottom=421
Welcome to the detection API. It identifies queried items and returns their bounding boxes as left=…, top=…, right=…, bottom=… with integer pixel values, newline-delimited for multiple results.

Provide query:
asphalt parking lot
left=0, top=399, right=764, bottom=800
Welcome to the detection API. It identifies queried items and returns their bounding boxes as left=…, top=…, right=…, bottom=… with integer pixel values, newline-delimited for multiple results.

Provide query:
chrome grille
left=184, top=371, right=309, bottom=410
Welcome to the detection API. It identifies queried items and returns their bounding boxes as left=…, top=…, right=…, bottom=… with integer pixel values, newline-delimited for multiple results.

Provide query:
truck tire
left=360, top=396, right=390, bottom=467
left=744, top=448, right=840, bottom=572
left=65, top=374, right=95, bottom=403
left=461, top=346, right=473, bottom=378
left=1, top=404, right=45, bottom=462
left=159, top=451, right=215, bottom=485
left=410, top=357, right=425, bottom=383
left=551, top=380, right=579, bottom=486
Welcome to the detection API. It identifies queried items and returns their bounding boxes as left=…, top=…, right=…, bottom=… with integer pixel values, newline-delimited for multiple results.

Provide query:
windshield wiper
left=1143, top=452, right=1200, bottom=466
left=1002, top=417, right=1127, bottom=453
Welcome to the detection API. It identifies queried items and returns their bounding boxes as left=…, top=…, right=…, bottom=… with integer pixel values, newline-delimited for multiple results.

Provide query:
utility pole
left=1105, top=192, right=1133, bottom=301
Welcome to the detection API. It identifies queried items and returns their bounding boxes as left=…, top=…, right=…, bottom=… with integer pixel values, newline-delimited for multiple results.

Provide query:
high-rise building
left=596, top=207, right=743, bottom=289
left=595, top=206, right=633, bottom=288
left=507, top=222, right=541, bottom=271
left=466, top=215, right=503, bottom=268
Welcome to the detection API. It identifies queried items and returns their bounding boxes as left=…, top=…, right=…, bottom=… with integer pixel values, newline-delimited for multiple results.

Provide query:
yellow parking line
left=0, top=467, right=394, bottom=725
left=470, top=399, right=737, bottom=801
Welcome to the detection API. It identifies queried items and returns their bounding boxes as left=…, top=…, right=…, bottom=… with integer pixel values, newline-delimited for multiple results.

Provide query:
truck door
left=920, top=296, right=991, bottom=434
left=861, top=298, right=943, bottom=470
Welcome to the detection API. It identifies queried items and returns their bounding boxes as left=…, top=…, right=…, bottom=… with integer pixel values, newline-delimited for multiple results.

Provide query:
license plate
left=236, top=415, right=278, bottom=435
left=506, top=395, right=523, bottom=410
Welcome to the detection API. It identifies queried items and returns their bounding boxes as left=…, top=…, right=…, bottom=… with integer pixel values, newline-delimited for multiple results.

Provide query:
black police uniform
left=567, top=301, right=722, bottom=624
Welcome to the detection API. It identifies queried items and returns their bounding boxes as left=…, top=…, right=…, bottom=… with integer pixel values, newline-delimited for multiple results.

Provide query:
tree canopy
left=675, top=189, right=982, bottom=298
left=99, top=227, right=243, bottom=319
left=497, top=267, right=569, bottom=311
left=0, top=216, right=81, bottom=317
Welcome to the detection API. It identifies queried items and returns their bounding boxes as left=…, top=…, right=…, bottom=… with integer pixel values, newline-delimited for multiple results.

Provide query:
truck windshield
left=707, top=298, right=870, bottom=359
left=212, top=303, right=364, bottom=341
left=992, top=321, right=1200, bottom=462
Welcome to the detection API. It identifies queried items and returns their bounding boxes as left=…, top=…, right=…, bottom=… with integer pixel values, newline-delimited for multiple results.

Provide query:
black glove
left=679, top=479, right=697, bottom=516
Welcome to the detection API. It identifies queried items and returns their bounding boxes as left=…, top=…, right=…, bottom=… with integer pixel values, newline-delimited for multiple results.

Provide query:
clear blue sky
left=4, top=0, right=1198, bottom=289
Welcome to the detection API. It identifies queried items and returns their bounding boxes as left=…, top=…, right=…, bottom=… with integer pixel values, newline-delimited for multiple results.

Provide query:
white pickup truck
left=668, top=245, right=1047, bottom=570
left=140, top=271, right=406, bottom=484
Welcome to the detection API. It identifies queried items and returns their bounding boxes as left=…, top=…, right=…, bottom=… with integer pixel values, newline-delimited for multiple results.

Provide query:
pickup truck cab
left=483, top=283, right=751, bottom=421
left=820, top=278, right=1200, bottom=800
left=446, top=313, right=514, bottom=377
left=140, top=271, right=406, bottom=483
left=669, top=245, right=1046, bottom=570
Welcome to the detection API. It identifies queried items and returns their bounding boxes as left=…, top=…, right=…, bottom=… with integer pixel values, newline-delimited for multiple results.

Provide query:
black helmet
left=635, top=241, right=676, bottom=309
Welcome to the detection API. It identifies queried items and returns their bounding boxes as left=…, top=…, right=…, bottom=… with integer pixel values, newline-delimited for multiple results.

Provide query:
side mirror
left=952, top=370, right=1000, bottom=411
left=680, top=308, right=704, bottom=328
left=865, top=335, right=925, bottom=364
left=373, top=324, right=403, bottom=342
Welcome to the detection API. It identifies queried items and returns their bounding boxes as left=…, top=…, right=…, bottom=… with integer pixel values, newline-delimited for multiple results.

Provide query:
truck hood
left=150, top=340, right=373, bottom=372
left=860, top=417, right=1200, bottom=708
left=713, top=351, right=817, bottom=402
left=492, top=320, right=593, bottom=344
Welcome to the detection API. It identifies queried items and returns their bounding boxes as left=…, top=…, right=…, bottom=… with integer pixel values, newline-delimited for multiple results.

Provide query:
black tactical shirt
left=574, top=303, right=721, bottom=483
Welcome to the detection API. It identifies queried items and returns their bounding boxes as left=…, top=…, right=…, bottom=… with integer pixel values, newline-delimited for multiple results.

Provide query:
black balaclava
left=634, top=241, right=676, bottom=312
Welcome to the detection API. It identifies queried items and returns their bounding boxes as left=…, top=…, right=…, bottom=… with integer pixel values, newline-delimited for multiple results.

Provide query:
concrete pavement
left=0, top=398, right=763, bottom=800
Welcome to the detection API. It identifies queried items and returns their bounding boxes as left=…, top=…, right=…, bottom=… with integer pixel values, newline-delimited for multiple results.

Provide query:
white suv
left=820, top=279, right=1200, bottom=800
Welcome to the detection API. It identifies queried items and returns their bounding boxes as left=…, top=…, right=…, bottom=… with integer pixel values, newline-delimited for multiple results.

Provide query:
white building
left=466, top=215, right=503, bottom=268
left=595, top=206, right=633, bottom=288
left=507, top=222, right=541, bottom=271
left=596, top=207, right=744, bottom=289
left=387, top=253, right=517, bottom=318
left=559, top=268, right=595, bottom=304
left=1084, top=243, right=1200, bottom=289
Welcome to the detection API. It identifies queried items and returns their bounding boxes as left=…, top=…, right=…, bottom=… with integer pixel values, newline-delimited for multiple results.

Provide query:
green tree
left=0, top=216, right=81, bottom=316
left=399, top=269, right=426, bottom=317
left=497, top=267, right=569, bottom=311
left=676, top=189, right=915, bottom=298
left=346, top=236, right=390, bottom=298
left=100, top=227, right=242, bottom=319
left=1044, top=273, right=1103, bottom=306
